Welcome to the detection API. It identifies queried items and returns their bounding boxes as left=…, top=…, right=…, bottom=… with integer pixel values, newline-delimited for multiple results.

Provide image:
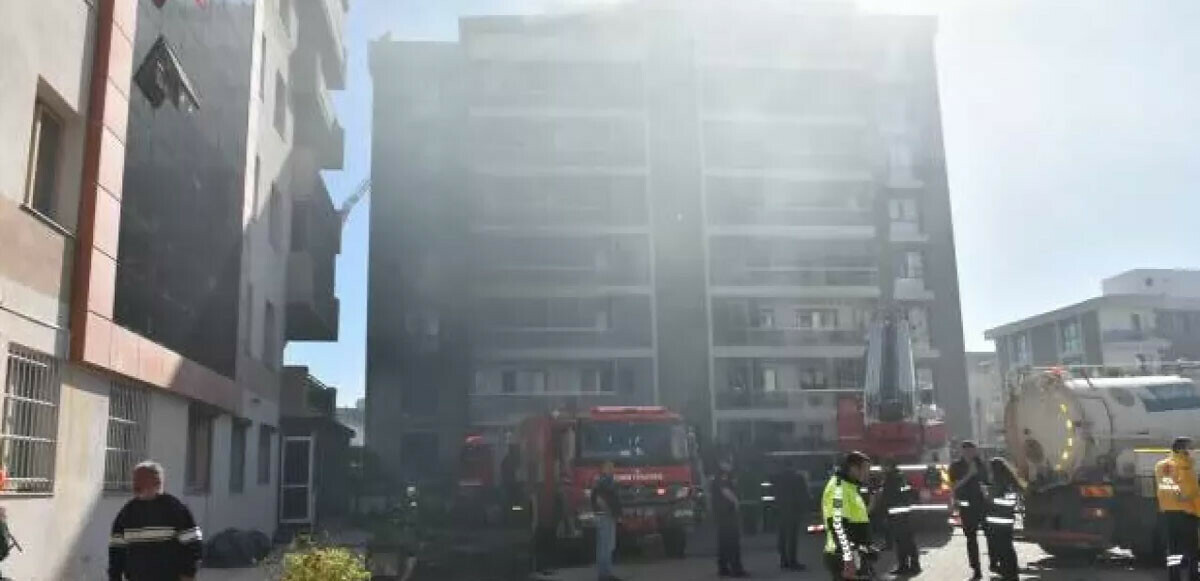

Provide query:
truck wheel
left=662, top=527, right=687, bottom=558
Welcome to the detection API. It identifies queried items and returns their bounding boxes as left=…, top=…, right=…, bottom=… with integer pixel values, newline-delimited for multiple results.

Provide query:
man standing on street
left=822, top=451, right=873, bottom=581
left=109, top=461, right=203, bottom=581
left=714, top=459, right=749, bottom=578
left=770, top=459, right=809, bottom=572
left=1155, top=437, right=1200, bottom=581
left=591, top=461, right=623, bottom=581
left=949, top=441, right=989, bottom=580
left=881, top=458, right=920, bottom=576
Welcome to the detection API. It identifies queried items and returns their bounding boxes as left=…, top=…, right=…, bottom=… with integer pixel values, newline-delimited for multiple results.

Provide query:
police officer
left=985, top=458, right=1022, bottom=581
left=949, top=441, right=989, bottom=580
left=822, top=451, right=874, bottom=581
left=1155, top=437, right=1200, bottom=581
left=881, top=458, right=921, bottom=576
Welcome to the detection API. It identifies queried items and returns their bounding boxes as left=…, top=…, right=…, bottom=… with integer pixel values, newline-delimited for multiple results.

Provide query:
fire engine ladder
left=863, top=316, right=918, bottom=425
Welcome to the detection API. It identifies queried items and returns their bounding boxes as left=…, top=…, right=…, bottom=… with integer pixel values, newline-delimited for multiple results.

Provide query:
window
left=263, top=301, right=277, bottom=369
left=269, top=183, right=283, bottom=250
left=759, top=367, right=778, bottom=392
left=501, top=370, right=547, bottom=393
left=754, top=308, right=775, bottom=329
left=229, top=420, right=248, bottom=493
left=581, top=368, right=599, bottom=392
left=888, top=198, right=919, bottom=223
left=257, top=424, right=275, bottom=484
left=796, top=309, right=838, bottom=329
left=1013, top=335, right=1030, bottom=365
left=898, top=251, right=925, bottom=279
left=1061, top=320, right=1083, bottom=355
left=243, top=284, right=255, bottom=356
left=274, top=72, right=287, bottom=137
left=618, top=369, right=635, bottom=394
left=104, top=382, right=149, bottom=491
left=800, top=366, right=827, bottom=390
left=1, top=345, right=61, bottom=493
left=185, top=406, right=214, bottom=493
left=258, top=35, right=267, bottom=101
left=1131, top=313, right=1142, bottom=332
left=24, top=102, right=64, bottom=222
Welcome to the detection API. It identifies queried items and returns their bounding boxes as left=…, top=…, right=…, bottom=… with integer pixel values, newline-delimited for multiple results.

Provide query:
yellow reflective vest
left=822, top=473, right=871, bottom=558
left=1155, top=452, right=1200, bottom=517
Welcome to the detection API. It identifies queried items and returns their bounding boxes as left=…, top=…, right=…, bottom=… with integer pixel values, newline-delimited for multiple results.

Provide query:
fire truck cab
left=517, top=406, right=696, bottom=559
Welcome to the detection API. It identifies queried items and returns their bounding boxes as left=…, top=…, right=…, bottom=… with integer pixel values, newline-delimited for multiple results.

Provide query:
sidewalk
left=195, top=526, right=373, bottom=580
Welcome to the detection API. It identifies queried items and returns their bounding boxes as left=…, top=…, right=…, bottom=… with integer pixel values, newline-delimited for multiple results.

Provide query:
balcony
left=713, top=388, right=853, bottom=413
left=296, top=0, right=346, bottom=88
left=292, top=52, right=344, bottom=169
left=708, top=206, right=873, bottom=229
left=714, top=327, right=865, bottom=348
left=710, top=265, right=879, bottom=290
left=286, top=181, right=340, bottom=342
left=894, top=278, right=934, bottom=301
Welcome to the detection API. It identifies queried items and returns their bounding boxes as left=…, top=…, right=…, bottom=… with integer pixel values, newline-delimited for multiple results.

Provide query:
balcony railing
left=711, top=266, right=879, bottom=287
left=707, top=206, right=873, bottom=228
left=475, top=328, right=652, bottom=350
left=476, top=264, right=650, bottom=287
left=714, top=327, right=865, bottom=347
left=714, top=388, right=852, bottom=410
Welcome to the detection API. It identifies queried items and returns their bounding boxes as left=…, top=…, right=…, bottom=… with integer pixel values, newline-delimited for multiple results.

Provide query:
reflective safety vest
left=822, top=474, right=870, bottom=558
left=986, top=491, right=1019, bottom=529
left=1155, top=452, right=1200, bottom=517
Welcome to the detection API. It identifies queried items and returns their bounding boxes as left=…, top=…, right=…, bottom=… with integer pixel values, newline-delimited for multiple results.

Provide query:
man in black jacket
left=109, top=461, right=203, bottom=581
left=770, top=459, right=809, bottom=572
left=949, top=441, right=990, bottom=580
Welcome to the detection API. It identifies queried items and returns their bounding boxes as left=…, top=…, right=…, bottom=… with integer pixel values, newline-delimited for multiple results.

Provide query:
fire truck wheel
left=662, top=527, right=687, bottom=558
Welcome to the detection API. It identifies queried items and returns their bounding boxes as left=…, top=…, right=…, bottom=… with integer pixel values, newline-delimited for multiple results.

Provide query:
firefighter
left=1155, top=436, right=1200, bottom=581
left=713, top=459, right=748, bottom=578
left=880, top=458, right=921, bottom=576
left=770, top=458, right=809, bottom=571
left=822, top=451, right=874, bottom=581
left=985, top=458, right=1023, bottom=581
left=949, top=440, right=989, bottom=580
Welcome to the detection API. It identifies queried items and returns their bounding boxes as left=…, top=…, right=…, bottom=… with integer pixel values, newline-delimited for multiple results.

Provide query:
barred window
left=2, top=345, right=62, bottom=493
left=105, top=382, right=149, bottom=491
left=257, top=424, right=275, bottom=485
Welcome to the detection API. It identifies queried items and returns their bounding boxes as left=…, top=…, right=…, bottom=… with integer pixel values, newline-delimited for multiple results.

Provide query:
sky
left=285, top=0, right=1200, bottom=406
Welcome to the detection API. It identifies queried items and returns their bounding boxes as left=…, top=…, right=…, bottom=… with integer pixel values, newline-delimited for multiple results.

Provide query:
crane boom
left=338, top=178, right=370, bottom=228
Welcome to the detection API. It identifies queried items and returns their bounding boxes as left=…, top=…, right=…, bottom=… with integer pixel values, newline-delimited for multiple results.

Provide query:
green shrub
left=281, top=544, right=370, bottom=581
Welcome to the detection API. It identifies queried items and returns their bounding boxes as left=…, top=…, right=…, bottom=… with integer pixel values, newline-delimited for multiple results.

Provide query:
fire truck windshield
left=577, top=420, right=688, bottom=465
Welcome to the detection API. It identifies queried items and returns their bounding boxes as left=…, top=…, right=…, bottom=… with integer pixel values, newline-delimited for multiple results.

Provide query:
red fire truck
left=517, top=406, right=697, bottom=558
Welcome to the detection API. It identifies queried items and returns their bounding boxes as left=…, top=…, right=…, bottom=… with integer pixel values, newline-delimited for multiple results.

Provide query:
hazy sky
left=285, top=0, right=1200, bottom=405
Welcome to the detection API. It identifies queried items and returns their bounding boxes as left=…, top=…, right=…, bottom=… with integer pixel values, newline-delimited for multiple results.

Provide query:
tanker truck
left=1005, top=365, right=1200, bottom=561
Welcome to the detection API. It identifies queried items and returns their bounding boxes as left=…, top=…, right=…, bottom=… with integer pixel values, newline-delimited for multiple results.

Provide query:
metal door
left=280, top=435, right=315, bottom=525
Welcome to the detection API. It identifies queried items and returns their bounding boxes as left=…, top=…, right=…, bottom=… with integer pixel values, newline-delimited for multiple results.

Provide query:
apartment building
left=986, top=269, right=1200, bottom=379
left=367, top=0, right=967, bottom=480
left=0, top=0, right=344, bottom=577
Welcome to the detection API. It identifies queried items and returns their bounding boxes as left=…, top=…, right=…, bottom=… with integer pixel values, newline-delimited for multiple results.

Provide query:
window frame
left=24, top=102, right=66, bottom=225
left=229, top=419, right=248, bottom=494
left=1, top=344, right=62, bottom=494
left=104, top=381, right=150, bottom=492
left=185, top=406, right=215, bottom=494
left=257, top=424, right=275, bottom=485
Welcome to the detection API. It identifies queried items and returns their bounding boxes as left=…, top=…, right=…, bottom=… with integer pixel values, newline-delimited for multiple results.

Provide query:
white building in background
left=965, top=352, right=1004, bottom=448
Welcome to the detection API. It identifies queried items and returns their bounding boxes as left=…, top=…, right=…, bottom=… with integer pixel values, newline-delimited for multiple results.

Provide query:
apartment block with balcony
left=985, top=269, right=1200, bottom=380
left=0, top=0, right=345, bottom=576
left=367, top=1, right=968, bottom=479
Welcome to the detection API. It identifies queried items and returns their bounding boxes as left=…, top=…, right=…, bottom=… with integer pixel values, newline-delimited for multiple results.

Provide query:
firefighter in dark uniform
left=985, top=458, right=1022, bottom=581
left=880, top=458, right=921, bottom=575
left=770, top=459, right=810, bottom=571
left=1155, top=436, right=1200, bottom=581
left=949, top=441, right=989, bottom=580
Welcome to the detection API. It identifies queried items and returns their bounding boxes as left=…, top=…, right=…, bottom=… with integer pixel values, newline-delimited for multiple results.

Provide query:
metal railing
left=104, top=381, right=149, bottom=491
left=2, top=345, right=61, bottom=494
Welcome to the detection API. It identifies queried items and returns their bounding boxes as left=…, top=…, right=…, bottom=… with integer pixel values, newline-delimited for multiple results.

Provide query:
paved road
left=545, top=525, right=1161, bottom=581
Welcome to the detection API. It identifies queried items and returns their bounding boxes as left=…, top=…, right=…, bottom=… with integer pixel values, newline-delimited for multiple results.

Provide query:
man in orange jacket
left=1155, top=437, right=1200, bottom=581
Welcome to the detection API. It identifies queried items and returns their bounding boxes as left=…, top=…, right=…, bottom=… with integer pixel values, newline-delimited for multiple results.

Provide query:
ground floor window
left=2, top=344, right=61, bottom=493
left=105, top=381, right=149, bottom=491
left=185, top=405, right=215, bottom=494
